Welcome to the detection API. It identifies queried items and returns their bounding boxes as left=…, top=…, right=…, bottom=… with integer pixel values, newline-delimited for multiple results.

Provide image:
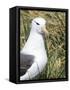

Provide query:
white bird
left=20, top=17, right=48, bottom=80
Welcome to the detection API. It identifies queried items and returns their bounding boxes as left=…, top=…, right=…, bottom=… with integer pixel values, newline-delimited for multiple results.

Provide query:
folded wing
left=20, top=53, right=34, bottom=76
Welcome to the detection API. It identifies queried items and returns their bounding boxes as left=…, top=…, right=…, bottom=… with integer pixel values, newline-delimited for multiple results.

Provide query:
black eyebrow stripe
left=34, top=21, right=40, bottom=25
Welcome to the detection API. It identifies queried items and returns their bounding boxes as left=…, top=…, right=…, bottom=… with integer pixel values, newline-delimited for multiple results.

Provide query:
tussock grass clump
left=20, top=10, right=66, bottom=79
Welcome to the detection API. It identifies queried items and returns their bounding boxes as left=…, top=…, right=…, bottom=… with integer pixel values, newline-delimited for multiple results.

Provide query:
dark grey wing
left=20, top=53, right=34, bottom=76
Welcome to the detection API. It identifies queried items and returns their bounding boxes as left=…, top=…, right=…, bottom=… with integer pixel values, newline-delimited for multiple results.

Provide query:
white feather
left=20, top=17, right=47, bottom=80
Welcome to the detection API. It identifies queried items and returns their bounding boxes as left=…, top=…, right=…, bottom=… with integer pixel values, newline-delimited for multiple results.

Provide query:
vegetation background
left=20, top=10, right=66, bottom=80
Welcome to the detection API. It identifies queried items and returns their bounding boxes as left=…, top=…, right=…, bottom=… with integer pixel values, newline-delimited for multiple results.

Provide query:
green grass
left=20, top=10, right=66, bottom=79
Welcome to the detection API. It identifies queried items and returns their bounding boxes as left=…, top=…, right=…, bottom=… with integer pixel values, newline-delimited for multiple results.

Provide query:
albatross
left=20, top=17, right=48, bottom=80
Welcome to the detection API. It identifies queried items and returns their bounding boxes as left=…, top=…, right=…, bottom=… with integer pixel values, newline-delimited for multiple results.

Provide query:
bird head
left=31, top=17, right=48, bottom=36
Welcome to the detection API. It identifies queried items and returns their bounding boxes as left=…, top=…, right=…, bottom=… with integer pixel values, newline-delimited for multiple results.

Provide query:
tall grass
left=20, top=10, right=66, bottom=79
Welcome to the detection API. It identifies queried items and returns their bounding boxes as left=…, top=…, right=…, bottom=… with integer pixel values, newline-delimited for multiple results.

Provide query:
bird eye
left=36, top=22, right=40, bottom=25
left=34, top=21, right=40, bottom=25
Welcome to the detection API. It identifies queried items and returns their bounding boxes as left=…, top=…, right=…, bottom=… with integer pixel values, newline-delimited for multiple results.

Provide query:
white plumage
left=20, top=17, right=48, bottom=80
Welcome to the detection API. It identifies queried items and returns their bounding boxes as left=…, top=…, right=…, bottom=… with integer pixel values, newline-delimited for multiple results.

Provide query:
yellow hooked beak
left=41, top=26, right=49, bottom=35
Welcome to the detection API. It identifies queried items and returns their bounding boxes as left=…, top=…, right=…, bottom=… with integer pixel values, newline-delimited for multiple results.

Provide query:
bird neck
left=29, top=28, right=44, bottom=41
left=21, top=27, right=46, bottom=54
